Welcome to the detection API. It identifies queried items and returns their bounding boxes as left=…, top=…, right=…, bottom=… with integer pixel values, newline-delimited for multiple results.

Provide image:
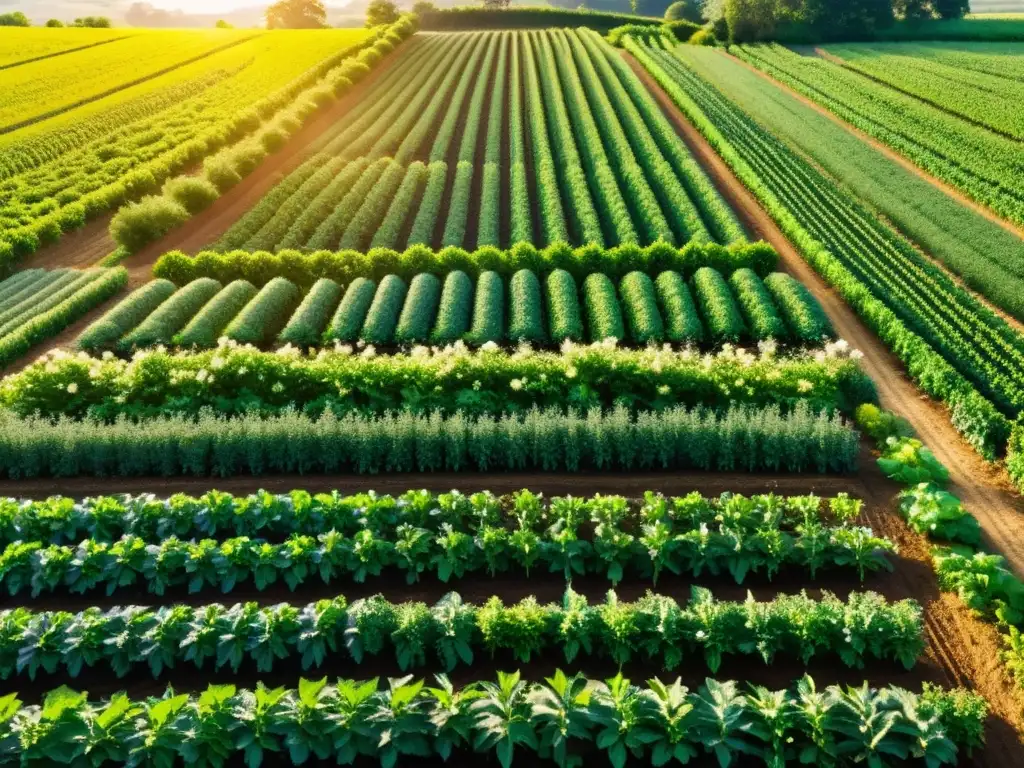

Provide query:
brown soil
left=18, top=40, right=414, bottom=285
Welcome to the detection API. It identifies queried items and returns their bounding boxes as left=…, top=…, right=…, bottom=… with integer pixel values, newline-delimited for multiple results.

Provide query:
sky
left=137, top=0, right=252, bottom=10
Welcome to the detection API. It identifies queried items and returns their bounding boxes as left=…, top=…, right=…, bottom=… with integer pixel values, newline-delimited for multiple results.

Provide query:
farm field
left=0, top=27, right=135, bottom=68
left=212, top=29, right=743, bottom=253
left=733, top=43, right=1024, bottom=230
left=2, top=15, right=1024, bottom=768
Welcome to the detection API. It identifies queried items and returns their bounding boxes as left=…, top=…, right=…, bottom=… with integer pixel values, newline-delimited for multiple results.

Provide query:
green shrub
left=175, top=280, right=258, bottom=348
left=855, top=403, right=913, bottom=445
left=729, top=268, right=788, bottom=341
left=655, top=270, right=703, bottom=343
left=224, top=277, right=301, bottom=345
left=466, top=270, right=504, bottom=344
left=1009, top=420, right=1024, bottom=493
left=430, top=271, right=473, bottom=345
left=692, top=266, right=746, bottom=343
left=278, top=278, right=342, bottom=346
left=689, top=28, right=717, bottom=45
left=162, top=176, right=219, bottom=215
left=545, top=270, right=583, bottom=344
left=110, top=196, right=190, bottom=253
left=361, top=274, right=407, bottom=344
left=203, top=154, right=243, bottom=192
left=119, top=278, right=222, bottom=350
left=395, top=273, right=442, bottom=344
left=325, top=277, right=377, bottom=343
left=583, top=272, right=625, bottom=342
left=508, top=269, right=545, bottom=344
left=620, top=272, right=665, bottom=345
left=77, top=279, right=177, bottom=351
left=763, top=272, right=833, bottom=342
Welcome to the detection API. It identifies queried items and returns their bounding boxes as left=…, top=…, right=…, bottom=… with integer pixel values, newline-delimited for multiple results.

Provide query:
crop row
left=0, top=588, right=922, bottom=679
left=0, top=671, right=984, bottom=768
left=0, top=402, right=859, bottom=479
left=0, top=21, right=415, bottom=270
left=2, top=343, right=871, bottom=421
left=734, top=44, right=1024, bottom=230
left=0, top=488, right=867, bottom=547
left=212, top=29, right=742, bottom=252
left=0, top=502, right=890, bottom=596
left=0, top=267, right=127, bottom=368
left=79, top=266, right=832, bottom=352
left=157, top=239, right=778, bottom=287
left=627, top=37, right=1015, bottom=458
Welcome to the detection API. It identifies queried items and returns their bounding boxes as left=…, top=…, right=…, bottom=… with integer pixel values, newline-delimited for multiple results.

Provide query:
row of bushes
left=153, top=240, right=777, bottom=289
left=6, top=342, right=873, bottom=421
left=0, top=402, right=860, bottom=479
left=105, top=16, right=418, bottom=257
left=418, top=7, right=664, bottom=34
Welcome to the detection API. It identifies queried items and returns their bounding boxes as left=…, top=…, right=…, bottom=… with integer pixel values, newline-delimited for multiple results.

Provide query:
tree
left=481, top=0, right=511, bottom=9
left=0, top=12, right=30, bottom=27
left=411, top=1, right=437, bottom=16
left=893, top=0, right=932, bottom=19
left=723, top=0, right=775, bottom=41
left=665, top=0, right=704, bottom=22
left=46, top=19, right=65, bottom=27
left=933, top=0, right=969, bottom=18
left=366, top=0, right=399, bottom=27
left=265, top=0, right=327, bottom=28
left=73, top=16, right=113, bottom=27
left=215, top=19, right=234, bottom=27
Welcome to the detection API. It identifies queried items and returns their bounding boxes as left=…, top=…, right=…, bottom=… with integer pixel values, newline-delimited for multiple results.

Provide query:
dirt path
left=18, top=41, right=413, bottom=285
left=624, top=52, right=1024, bottom=581
left=726, top=47, right=1024, bottom=245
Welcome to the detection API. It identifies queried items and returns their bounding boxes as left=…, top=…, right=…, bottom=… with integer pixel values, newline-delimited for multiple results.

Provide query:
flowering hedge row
left=1, top=342, right=873, bottom=421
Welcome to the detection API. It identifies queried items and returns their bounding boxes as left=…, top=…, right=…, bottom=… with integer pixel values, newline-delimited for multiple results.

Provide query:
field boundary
left=0, top=35, right=134, bottom=73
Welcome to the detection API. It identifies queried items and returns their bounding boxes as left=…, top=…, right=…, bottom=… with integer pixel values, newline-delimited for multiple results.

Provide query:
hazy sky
left=145, top=0, right=251, bottom=10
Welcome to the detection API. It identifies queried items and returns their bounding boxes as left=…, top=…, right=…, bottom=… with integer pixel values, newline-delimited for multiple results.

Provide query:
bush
left=546, top=270, right=584, bottom=344
left=729, top=268, right=787, bottom=341
left=466, top=271, right=504, bottom=345
left=655, top=270, right=703, bottom=343
left=666, top=0, right=703, bottom=23
left=663, top=19, right=703, bottom=40
left=855, top=404, right=913, bottom=445
left=204, top=155, right=243, bottom=192
left=162, top=176, right=220, bottom=215
left=110, top=196, right=190, bottom=253
left=175, top=280, right=258, bottom=348
left=395, top=273, right=442, bottom=344
left=77, top=279, right=177, bottom=351
left=119, top=278, right=222, bottom=350
left=361, top=274, right=407, bottom=344
left=325, top=278, right=377, bottom=343
left=278, top=278, right=342, bottom=346
left=619, top=272, right=665, bottom=345
left=689, top=28, right=717, bottom=45
left=259, top=126, right=289, bottom=153
left=509, top=269, right=545, bottom=344
left=583, top=273, right=625, bottom=343
left=692, top=266, right=746, bottom=343
left=430, top=271, right=473, bottom=345
left=224, top=277, right=301, bottom=345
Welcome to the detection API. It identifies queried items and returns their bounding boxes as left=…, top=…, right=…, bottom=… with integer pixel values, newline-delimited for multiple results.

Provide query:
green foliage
left=118, top=278, right=221, bottom=350
left=877, top=437, right=950, bottom=486
left=619, top=272, right=664, bottom=345
left=395, top=273, right=442, bottom=344
left=545, top=270, right=584, bottom=344
left=762, top=271, right=832, bottom=342
left=431, top=271, right=473, bottom=345
left=161, top=176, right=220, bottom=216
left=174, top=280, right=258, bottom=348
left=933, top=548, right=1024, bottom=626
left=0, top=401, right=859, bottom=478
left=361, top=274, right=407, bottom=344
left=109, top=196, right=189, bottom=253
left=655, top=270, right=703, bottom=343
left=324, top=277, right=376, bottom=343
left=508, top=269, right=546, bottom=344
left=692, top=266, right=746, bottom=343
left=729, top=267, right=787, bottom=341
left=223, top=277, right=301, bottom=345
left=77, top=280, right=176, bottom=351
left=898, top=483, right=981, bottom=546
left=466, top=270, right=504, bottom=345
left=583, top=273, right=625, bottom=343
left=854, top=403, right=913, bottom=444
left=278, top=278, right=342, bottom=346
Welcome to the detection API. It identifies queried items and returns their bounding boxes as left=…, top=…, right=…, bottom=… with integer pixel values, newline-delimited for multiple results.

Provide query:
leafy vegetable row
left=0, top=670, right=985, bottom=768
left=0, top=587, right=923, bottom=681
left=0, top=488, right=864, bottom=547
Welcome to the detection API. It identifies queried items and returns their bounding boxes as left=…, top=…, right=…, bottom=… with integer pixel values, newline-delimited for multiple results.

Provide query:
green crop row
left=0, top=671, right=984, bottom=768
left=89, top=264, right=829, bottom=352
left=0, top=402, right=859, bottom=479
left=0, top=487, right=868, bottom=548
left=156, top=239, right=778, bottom=287
left=0, top=588, right=921, bottom=679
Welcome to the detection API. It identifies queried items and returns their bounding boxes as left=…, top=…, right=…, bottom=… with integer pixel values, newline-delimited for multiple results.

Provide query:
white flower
left=510, top=378, right=523, bottom=391
left=411, top=345, right=430, bottom=360
left=89, top=367, right=101, bottom=379
left=850, top=349, right=864, bottom=360
left=101, top=351, right=114, bottom=361
left=360, top=345, right=377, bottom=358
left=797, top=379, right=813, bottom=393
left=480, top=341, right=499, bottom=353
left=272, top=382, right=285, bottom=393
left=66, top=382, right=78, bottom=394
left=565, top=365, right=577, bottom=379
left=657, top=384, right=670, bottom=395
left=211, top=356, right=226, bottom=369
left=196, top=369, right=209, bottom=383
